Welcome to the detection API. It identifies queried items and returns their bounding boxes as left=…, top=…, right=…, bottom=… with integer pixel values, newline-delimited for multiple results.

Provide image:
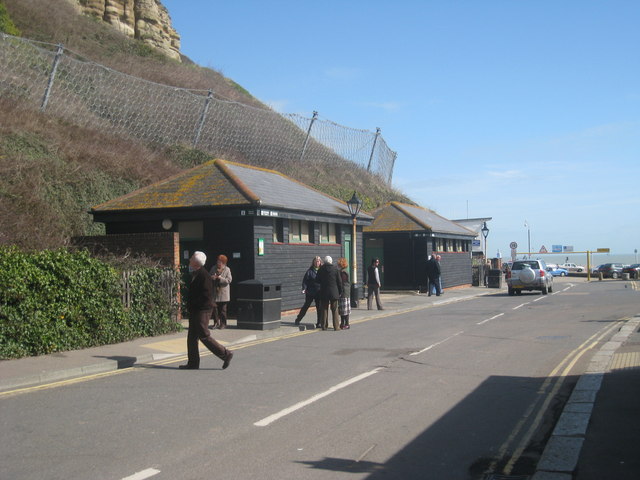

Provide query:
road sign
left=510, top=241, right=518, bottom=249
left=539, top=245, right=548, bottom=253
left=597, top=248, right=610, bottom=253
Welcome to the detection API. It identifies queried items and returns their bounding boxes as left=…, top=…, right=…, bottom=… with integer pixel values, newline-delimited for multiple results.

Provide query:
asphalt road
left=2, top=278, right=638, bottom=480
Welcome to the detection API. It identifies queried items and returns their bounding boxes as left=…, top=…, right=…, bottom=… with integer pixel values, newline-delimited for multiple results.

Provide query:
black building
left=91, top=159, right=372, bottom=311
left=363, top=202, right=477, bottom=290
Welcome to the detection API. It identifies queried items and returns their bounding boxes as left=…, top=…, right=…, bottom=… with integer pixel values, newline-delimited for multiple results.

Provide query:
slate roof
left=91, top=159, right=372, bottom=220
left=365, top=202, right=476, bottom=237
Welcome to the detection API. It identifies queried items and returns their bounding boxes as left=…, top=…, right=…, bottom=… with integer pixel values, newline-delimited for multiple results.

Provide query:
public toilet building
left=363, top=202, right=477, bottom=291
left=90, top=159, right=373, bottom=311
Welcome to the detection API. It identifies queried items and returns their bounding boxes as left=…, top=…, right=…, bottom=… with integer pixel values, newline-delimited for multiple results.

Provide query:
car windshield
left=512, top=261, right=539, bottom=270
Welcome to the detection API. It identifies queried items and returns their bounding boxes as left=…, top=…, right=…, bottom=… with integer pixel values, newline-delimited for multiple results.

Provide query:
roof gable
left=365, top=202, right=476, bottom=236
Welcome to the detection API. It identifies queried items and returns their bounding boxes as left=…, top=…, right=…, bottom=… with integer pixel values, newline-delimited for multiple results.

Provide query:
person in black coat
left=366, top=258, right=384, bottom=310
left=294, top=256, right=323, bottom=327
left=316, top=255, right=343, bottom=330
left=180, top=251, right=233, bottom=370
left=425, top=254, right=441, bottom=296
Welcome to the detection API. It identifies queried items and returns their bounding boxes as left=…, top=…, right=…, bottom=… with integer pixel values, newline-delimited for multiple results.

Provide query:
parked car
left=622, top=264, right=640, bottom=279
left=559, top=263, right=585, bottom=273
left=591, top=264, right=602, bottom=274
left=597, top=263, right=624, bottom=279
left=547, top=266, right=568, bottom=277
left=506, top=259, right=553, bottom=295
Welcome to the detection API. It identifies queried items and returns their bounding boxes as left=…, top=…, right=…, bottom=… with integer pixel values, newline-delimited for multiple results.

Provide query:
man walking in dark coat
left=317, top=255, right=343, bottom=331
left=425, top=254, right=441, bottom=296
left=180, top=251, right=233, bottom=370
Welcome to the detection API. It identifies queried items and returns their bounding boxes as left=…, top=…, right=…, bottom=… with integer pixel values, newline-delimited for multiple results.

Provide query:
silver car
left=507, top=259, right=554, bottom=295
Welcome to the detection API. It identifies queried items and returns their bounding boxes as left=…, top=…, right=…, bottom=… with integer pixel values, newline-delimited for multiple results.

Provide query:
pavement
left=1, top=282, right=639, bottom=479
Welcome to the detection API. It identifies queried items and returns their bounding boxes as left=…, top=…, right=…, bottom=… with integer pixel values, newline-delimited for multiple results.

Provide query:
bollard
left=598, top=272, right=603, bottom=281
left=622, top=273, right=630, bottom=280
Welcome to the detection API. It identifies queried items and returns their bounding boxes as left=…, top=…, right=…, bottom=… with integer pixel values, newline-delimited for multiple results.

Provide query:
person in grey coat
left=210, top=254, right=232, bottom=329
left=316, top=255, right=343, bottom=331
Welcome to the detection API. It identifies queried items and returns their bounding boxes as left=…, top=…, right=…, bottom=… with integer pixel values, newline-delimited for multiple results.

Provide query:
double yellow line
left=488, top=319, right=623, bottom=476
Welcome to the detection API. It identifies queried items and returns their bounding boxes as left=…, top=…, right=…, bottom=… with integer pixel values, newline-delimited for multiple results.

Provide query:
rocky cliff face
left=68, top=0, right=180, bottom=60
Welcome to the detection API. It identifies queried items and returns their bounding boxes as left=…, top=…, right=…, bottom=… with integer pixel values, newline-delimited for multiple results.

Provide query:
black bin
left=472, top=266, right=480, bottom=286
left=350, top=284, right=362, bottom=308
left=487, top=269, right=503, bottom=288
left=236, top=280, right=281, bottom=330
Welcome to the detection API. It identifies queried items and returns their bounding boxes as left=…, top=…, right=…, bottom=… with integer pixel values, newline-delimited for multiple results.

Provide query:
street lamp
left=524, top=221, right=531, bottom=258
left=481, top=221, right=489, bottom=259
left=346, top=192, right=363, bottom=287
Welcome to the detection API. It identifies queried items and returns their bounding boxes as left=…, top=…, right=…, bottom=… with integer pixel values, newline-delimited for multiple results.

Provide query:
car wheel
left=549, top=284, right=553, bottom=293
left=541, top=285, right=548, bottom=295
left=561, top=272, right=566, bottom=277
left=515, top=289, right=522, bottom=295
left=508, top=287, right=514, bottom=296
left=612, top=272, right=619, bottom=279
left=577, top=269, right=583, bottom=272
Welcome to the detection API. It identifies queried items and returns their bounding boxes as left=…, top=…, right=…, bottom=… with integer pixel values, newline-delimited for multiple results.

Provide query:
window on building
left=289, top=220, right=310, bottom=243
left=273, top=218, right=284, bottom=243
left=178, top=221, right=203, bottom=241
left=319, top=222, right=337, bottom=244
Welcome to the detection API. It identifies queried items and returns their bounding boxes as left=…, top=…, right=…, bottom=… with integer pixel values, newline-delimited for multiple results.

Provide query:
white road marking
left=409, top=331, right=464, bottom=356
left=513, top=302, right=529, bottom=310
left=533, top=297, right=545, bottom=302
left=122, top=468, right=161, bottom=480
left=254, top=368, right=383, bottom=427
left=477, top=313, right=505, bottom=325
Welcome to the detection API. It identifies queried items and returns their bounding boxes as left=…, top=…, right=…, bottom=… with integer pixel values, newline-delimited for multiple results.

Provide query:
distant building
left=364, top=202, right=477, bottom=290
left=452, top=217, right=493, bottom=259
left=90, top=159, right=372, bottom=311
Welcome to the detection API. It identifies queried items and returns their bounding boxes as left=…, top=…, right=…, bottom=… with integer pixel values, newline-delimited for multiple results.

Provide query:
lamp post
left=346, top=192, right=363, bottom=305
left=346, top=192, right=363, bottom=286
left=524, top=221, right=531, bottom=259
left=481, top=221, right=489, bottom=260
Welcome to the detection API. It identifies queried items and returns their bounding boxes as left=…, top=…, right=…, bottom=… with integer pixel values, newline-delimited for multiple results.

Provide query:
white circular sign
left=510, top=241, right=518, bottom=249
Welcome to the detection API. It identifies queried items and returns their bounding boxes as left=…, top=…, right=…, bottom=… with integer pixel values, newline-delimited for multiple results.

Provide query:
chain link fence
left=0, top=34, right=397, bottom=183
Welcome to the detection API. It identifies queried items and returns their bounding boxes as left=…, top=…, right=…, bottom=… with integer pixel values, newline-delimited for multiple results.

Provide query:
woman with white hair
left=180, top=251, right=233, bottom=370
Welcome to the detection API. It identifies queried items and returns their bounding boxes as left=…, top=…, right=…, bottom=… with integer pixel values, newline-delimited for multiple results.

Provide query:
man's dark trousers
left=187, top=309, right=228, bottom=368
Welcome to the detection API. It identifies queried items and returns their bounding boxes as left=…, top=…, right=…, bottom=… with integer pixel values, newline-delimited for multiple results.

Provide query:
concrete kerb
left=0, top=287, right=497, bottom=393
left=533, top=315, right=640, bottom=479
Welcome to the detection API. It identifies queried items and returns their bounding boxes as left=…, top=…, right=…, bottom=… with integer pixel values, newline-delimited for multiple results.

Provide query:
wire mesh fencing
left=0, top=34, right=397, bottom=183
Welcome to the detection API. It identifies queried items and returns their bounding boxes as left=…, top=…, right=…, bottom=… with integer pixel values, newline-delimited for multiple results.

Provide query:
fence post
left=192, top=89, right=213, bottom=148
left=40, top=43, right=64, bottom=112
left=366, top=127, right=381, bottom=172
left=387, top=151, right=397, bottom=184
left=298, top=111, right=318, bottom=162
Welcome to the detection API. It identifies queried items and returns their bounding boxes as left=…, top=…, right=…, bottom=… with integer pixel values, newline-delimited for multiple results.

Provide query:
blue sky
left=163, top=0, right=639, bottom=257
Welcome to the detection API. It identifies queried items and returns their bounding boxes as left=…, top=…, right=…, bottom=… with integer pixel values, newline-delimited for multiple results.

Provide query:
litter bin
left=236, top=280, right=281, bottom=330
left=350, top=284, right=362, bottom=308
left=487, top=269, right=503, bottom=288
left=472, top=266, right=480, bottom=286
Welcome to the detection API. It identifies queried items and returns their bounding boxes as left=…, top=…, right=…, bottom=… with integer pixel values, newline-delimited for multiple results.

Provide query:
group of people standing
left=294, top=255, right=352, bottom=330
left=295, top=256, right=387, bottom=330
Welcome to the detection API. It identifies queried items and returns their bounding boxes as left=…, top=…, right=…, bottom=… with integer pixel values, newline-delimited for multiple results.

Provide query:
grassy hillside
left=0, top=0, right=412, bottom=250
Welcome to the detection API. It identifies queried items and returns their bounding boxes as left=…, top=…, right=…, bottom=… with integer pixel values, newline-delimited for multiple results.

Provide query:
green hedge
left=0, top=246, right=181, bottom=359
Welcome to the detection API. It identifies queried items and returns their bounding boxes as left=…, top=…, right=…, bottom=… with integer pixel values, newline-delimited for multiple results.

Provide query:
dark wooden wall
left=252, top=218, right=362, bottom=311
left=364, top=232, right=473, bottom=290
